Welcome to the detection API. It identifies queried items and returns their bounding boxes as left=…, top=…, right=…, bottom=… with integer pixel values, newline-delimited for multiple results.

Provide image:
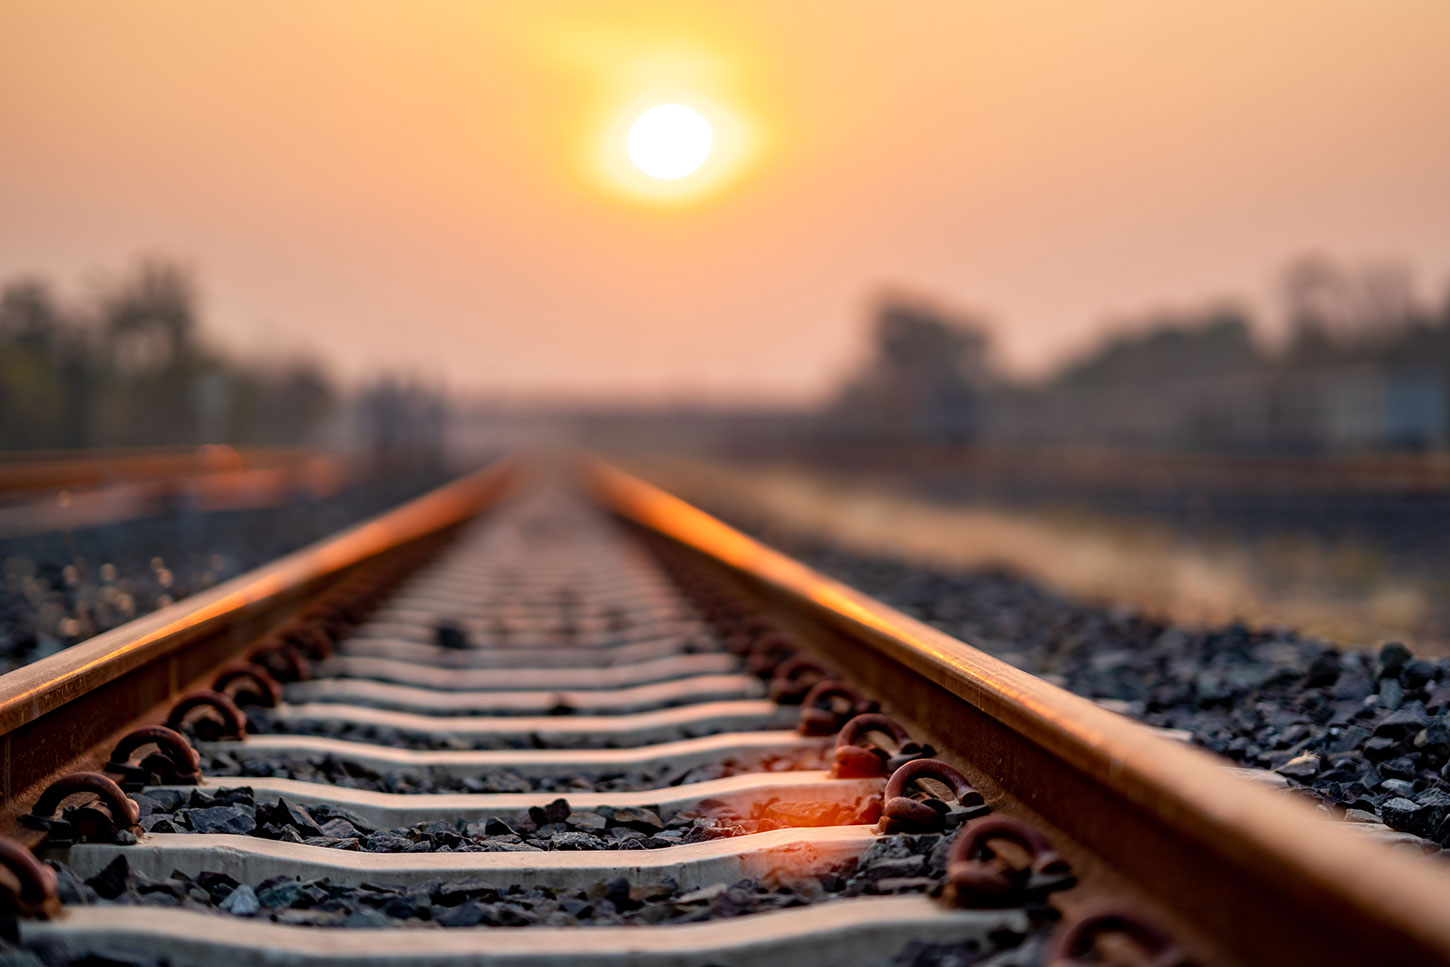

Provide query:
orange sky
left=3, top=1, right=1449, bottom=402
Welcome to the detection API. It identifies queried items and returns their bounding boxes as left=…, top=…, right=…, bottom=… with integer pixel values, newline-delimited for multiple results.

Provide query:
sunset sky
left=3, top=1, right=1449, bottom=402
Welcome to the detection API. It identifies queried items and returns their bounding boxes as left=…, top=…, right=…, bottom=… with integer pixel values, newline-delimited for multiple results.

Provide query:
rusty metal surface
left=0, top=446, right=351, bottom=537
left=588, top=458, right=1450, bottom=967
left=0, top=446, right=310, bottom=495
left=0, top=459, right=516, bottom=835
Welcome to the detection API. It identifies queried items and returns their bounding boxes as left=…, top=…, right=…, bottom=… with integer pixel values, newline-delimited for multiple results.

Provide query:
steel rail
left=0, top=445, right=315, bottom=495
left=587, top=457, right=1450, bottom=967
left=0, top=446, right=353, bottom=537
left=0, top=459, right=517, bottom=827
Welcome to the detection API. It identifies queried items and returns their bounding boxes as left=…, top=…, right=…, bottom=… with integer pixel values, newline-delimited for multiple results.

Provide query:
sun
left=626, top=104, right=713, bottom=180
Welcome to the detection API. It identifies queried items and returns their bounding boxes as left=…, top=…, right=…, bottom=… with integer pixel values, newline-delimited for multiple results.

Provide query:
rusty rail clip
left=744, top=631, right=800, bottom=676
left=944, top=816, right=1074, bottom=906
left=279, top=620, right=334, bottom=660
left=21, top=772, right=141, bottom=846
left=768, top=655, right=832, bottom=704
left=106, top=725, right=203, bottom=789
left=166, top=689, right=247, bottom=741
left=212, top=660, right=283, bottom=707
left=245, top=637, right=310, bottom=682
left=0, top=838, right=60, bottom=919
left=880, top=758, right=986, bottom=833
left=832, top=713, right=935, bottom=778
left=798, top=680, right=878, bottom=736
left=725, top=615, right=786, bottom=654
left=1046, top=901, right=1195, bottom=967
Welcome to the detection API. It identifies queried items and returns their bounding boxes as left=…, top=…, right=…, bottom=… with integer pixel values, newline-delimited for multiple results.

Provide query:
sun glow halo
left=627, top=104, right=713, bottom=180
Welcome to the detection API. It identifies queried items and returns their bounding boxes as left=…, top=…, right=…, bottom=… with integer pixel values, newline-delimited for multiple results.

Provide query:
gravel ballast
left=0, top=472, right=447, bottom=675
left=720, top=512, right=1450, bottom=852
left=127, top=786, right=879, bottom=853
left=41, top=810, right=993, bottom=927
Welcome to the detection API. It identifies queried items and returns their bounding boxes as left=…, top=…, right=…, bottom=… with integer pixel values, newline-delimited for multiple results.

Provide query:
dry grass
left=627, top=455, right=1441, bottom=653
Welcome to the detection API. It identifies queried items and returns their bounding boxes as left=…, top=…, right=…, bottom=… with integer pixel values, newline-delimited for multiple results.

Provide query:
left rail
left=0, top=458, right=516, bottom=834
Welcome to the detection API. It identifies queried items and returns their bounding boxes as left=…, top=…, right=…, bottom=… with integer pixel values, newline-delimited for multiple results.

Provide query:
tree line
left=0, top=260, right=334, bottom=451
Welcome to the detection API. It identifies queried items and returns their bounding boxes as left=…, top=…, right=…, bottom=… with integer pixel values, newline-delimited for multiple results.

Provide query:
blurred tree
left=1283, top=254, right=1424, bottom=341
left=261, top=362, right=334, bottom=445
left=832, top=296, right=991, bottom=442
left=93, top=260, right=201, bottom=446
left=360, top=376, right=446, bottom=472
left=1058, top=308, right=1259, bottom=389
left=102, top=259, right=198, bottom=370
left=0, top=278, right=60, bottom=347
left=0, top=278, right=85, bottom=448
left=0, top=260, right=348, bottom=453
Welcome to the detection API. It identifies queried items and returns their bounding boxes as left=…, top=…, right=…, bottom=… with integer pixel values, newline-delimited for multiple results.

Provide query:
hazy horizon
left=4, top=1, right=1449, bottom=403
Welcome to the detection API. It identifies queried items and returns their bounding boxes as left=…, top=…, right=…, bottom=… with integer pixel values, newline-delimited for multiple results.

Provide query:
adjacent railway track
left=0, top=456, right=1448, bottom=965
left=0, top=445, right=347, bottom=537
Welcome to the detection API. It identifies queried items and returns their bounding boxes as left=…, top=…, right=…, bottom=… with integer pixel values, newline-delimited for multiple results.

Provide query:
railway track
left=1, top=458, right=1449, bottom=965
left=0, top=445, right=346, bottom=538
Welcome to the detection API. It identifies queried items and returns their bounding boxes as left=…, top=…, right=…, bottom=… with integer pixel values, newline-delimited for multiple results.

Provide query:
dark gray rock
left=304, top=835, right=360, bottom=850
left=542, top=798, right=571, bottom=824
left=139, top=816, right=180, bottom=834
left=1381, top=778, right=1417, bottom=798
left=1404, top=659, right=1438, bottom=689
left=1380, top=756, right=1420, bottom=780
left=363, top=832, right=415, bottom=852
left=1414, top=789, right=1450, bottom=833
left=1378, top=642, right=1412, bottom=681
left=318, top=818, right=364, bottom=839
left=551, top=831, right=607, bottom=851
left=184, top=805, right=256, bottom=836
left=343, top=906, right=393, bottom=928
left=1380, top=797, right=1428, bottom=835
left=570, top=811, right=608, bottom=831
left=84, top=855, right=130, bottom=900
left=1373, top=710, right=1428, bottom=738
left=257, top=880, right=303, bottom=908
left=1275, top=753, right=1320, bottom=781
left=1416, top=722, right=1450, bottom=759
left=1328, top=726, right=1370, bottom=753
left=219, top=884, right=259, bottom=916
left=256, top=798, right=322, bottom=837
left=50, top=863, right=94, bottom=906
left=483, top=817, right=517, bottom=836
left=434, top=901, right=487, bottom=926
left=610, top=807, right=664, bottom=832
left=435, top=621, right=469, bottom=649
